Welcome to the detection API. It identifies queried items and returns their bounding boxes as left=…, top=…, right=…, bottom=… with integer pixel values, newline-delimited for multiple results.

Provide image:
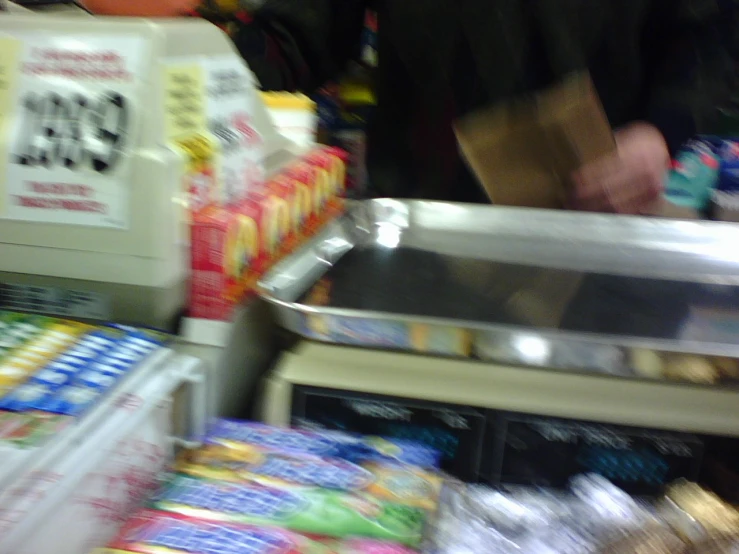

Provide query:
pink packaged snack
left=98, top=509, right=330, bottom=554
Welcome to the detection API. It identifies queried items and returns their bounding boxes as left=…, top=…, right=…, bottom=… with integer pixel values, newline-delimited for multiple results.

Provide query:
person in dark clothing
left=226, top=0, right=737, bottom=213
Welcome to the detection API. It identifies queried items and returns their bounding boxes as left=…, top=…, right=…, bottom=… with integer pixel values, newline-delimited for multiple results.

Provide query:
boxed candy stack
left=0, top=312, right=166, bottom=448
left=189, top=145, right=348, bottom=321
left=100, top=419, right=443, bottom=553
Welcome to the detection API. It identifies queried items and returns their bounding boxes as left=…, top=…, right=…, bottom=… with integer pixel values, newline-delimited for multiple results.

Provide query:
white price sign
left=204, top=58, right=264, bottom=204
left=1, top=33, right=145, bottom=228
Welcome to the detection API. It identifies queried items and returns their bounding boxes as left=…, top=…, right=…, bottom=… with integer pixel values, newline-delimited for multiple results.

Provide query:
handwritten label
left=163, top=65, right=207, bottom=141
left=162, top=64, right=217, bottom=213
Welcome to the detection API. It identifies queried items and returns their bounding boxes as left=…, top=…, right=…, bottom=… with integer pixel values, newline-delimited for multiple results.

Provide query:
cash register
left=0, top=11, right=288, bottom=329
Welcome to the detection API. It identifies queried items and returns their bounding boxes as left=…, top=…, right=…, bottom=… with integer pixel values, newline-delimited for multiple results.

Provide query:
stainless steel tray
left=259, top=199, right=739, bottom=380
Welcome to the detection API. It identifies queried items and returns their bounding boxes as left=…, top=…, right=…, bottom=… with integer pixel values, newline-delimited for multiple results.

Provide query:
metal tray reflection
left=258, top=200, right=739, bottom=379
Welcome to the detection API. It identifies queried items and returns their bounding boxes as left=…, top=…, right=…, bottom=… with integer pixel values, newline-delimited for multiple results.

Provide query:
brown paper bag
left=455, top=73, right=615, bottom=208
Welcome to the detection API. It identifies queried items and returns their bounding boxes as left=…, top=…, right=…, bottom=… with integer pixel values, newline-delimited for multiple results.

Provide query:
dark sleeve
left=230, top=0, right=366, bottom=92
left=645, top=0, right=738, bottom=152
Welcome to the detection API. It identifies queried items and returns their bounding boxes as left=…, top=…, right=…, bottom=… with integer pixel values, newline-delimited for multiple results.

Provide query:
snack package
left=201, top=420, right=441, bottom=469
left=432, top=474, right=663, bottom=554
left=0, top=410, right=29, bottom=440
left=0, top=327, right=120, bottom=411
left=304, top=146, right=348, bottom=214
left=267, top=175, right=303, bottom=252
left=0, top=319, right=86, bottom=401
left=98, top=509, right=329, bottom=554
left=285, top=161, right=330, bottom=235
left=0, top=411, right=72, bottom=448
left=241, top=189, right=292, bottom=264
left=661, top=479, right=739, bottom=541
left=0, top=312, right=44, bottom=358
left=29, top=329, right=161, bottom=416
left=177, top=447, right=442, bottom=511
left=151, top=475, right=427, bottom=546
left=190, top=205, right=261, bottom=320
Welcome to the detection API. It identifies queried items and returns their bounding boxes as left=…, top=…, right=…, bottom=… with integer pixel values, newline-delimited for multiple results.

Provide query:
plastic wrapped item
left=432, top=474, right=673, bottom=554
left=151, top=474, right=428, bottom=546
left=202, top=419, right=442, bottom=468
left=97, top=509, right=330, bottom=553
left=660, top=480, right=739, bottom=542
left=596, top=526, right=688, bottom=553
left=177, top=447, right=443, bottom=510
left=684, top=534, right=739, bottom=553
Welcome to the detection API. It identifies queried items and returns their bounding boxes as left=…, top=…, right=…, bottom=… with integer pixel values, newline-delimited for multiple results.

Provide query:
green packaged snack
left=151, top=475, right=427, bottom=547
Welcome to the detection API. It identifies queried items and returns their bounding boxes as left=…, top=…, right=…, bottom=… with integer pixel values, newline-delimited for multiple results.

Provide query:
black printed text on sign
left=11, top=91, right=129, bottom=174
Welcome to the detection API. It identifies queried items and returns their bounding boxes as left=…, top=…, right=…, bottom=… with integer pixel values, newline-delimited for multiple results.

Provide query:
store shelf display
left=98, top=419, right=739, bottom=553
left=0, top=311, right=167, bottom=448
left=175, top=421, right=443, bottom=511
left=101, top=419, right=444, bottom=552
left=190, top=146, right=348, bottom=321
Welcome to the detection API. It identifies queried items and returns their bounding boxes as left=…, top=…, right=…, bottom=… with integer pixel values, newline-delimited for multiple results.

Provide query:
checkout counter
left=1, top=5, right=739, bottom=538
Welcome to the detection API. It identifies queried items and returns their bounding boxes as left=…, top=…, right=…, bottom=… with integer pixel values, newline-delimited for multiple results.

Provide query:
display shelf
left=0, top=351, right=207, bottom=554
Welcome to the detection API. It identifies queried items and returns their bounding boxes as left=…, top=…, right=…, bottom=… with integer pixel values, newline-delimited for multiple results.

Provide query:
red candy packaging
left=189, top=206, right=260, bottom=320
left=97, top=509, right=329, bottom=554
left=188, top=145, right=348, bottom=320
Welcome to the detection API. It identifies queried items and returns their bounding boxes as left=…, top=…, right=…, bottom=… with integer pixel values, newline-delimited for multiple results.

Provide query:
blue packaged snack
left=24, top=327, right=163, bottom=417
left=91, top=360, right=131, bottom=377
left=126, top=331, right=164, bottom=349
left=72, top=341, right=110, bottom=356
left=0, top=382, right=55, bottom=412
left=75, top=369, right=118, bottom=389
left=39, top=383, right=102, bottom=416
left=55, top=352, right=91, bottom=366
left=106, top=323, right=169, bottom=345
left=82, top=328, right=120, bottom=343
left=718, top=139, right=739, bottom=193
left=58, top=348, right=97, bottom=366
left=46, top=359, right=85, bottom=375
left=30, top=366, right=75, bottom=388
left=126, top=340, right=159, bottom=355
left=106, top=346, right=145, bottom=364
left=204, top=419, right=441, bottom=468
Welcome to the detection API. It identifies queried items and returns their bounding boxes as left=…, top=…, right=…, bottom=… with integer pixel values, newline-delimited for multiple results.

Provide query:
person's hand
left=569, top=122, right=670, bottom=214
